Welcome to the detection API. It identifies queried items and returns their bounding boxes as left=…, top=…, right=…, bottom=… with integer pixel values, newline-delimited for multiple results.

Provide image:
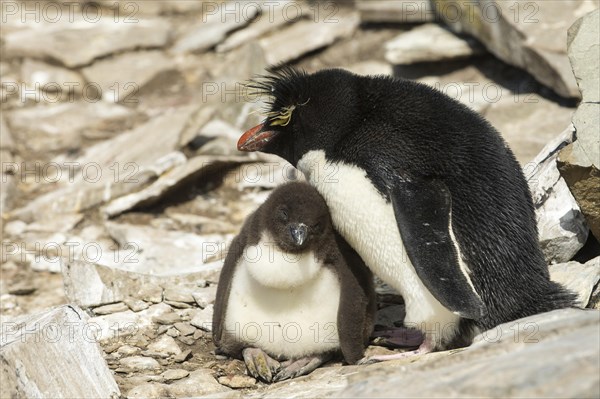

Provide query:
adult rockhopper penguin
left=237, top=67, right=576, bottom=361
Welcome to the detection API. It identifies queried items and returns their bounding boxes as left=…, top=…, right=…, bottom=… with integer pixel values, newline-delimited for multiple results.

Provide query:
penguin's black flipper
left=390, top=179, right=486, bottom=319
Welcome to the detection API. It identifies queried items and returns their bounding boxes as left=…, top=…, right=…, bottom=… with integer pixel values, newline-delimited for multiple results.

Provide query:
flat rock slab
left=550, top=257, right=600, bottom=307
left=259, top=11, right=360, bottom=65
left=250, top=309, right=599, bottom=398
left=62, top=259, right=221, bottom=309
left=4, top=17, right=171, bottom=68
left=356, top=0, right=435, bottom=23
left=0, top=305, right=120, bottom=398
left=385, top=23, right=484, bottom=64
left=434, top=0, right=589, bottom=98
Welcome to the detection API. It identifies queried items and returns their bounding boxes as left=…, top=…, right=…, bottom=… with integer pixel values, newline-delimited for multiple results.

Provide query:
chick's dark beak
left=289, top=223, right=308, bottom=246
left=237, top=123, right=279, bottom=152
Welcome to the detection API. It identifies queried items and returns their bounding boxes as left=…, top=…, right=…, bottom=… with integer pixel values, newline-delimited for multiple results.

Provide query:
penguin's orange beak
left=237, top=123, right=279, bottom=152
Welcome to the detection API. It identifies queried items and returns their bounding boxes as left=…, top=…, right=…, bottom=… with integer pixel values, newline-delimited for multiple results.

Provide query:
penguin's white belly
left=298, top=150, right=459, bottom=346
left=224, top=239, right=341, bottom=359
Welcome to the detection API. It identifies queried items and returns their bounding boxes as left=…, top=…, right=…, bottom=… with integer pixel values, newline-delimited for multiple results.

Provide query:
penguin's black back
left=303, top=70, right=575, bottom=329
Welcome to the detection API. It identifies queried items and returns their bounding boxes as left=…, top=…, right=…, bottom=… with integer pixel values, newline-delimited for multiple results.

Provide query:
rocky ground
left=1, top=1, right=599, bottom=398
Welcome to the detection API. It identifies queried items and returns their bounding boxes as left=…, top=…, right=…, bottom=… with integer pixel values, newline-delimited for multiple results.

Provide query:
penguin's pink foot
left=242, top=348, right=281, bottom=383
left=273, top=353, right=332, bottom=382
left=358, top=340, right=433, bottom=365
left=371, top=327, right=424, bottom=348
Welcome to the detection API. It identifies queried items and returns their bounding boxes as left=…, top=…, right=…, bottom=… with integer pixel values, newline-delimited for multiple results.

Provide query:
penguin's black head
left=238, top=67, right=361, bottom=166
left=260, top=182, right=332, bottom=253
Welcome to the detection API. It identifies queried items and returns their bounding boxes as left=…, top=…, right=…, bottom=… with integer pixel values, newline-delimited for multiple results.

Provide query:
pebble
left=218, top=374, right=257, bottom=389
left=174, top=349, right=193, bottom=363
left=8, top=281, right=37, bottom=296
left=139, top=285, right=163, bottom=303
left=93, top=302, right=129, bottom=315
left=163, top=288, right=196, bottom=303
left=124, top=298, right=150, bottom=312
left=165, top=300, right=192, bottom=309
left=190, top=304, right=214, bottom=332
left=146, top=335, right=182, bottom=357
left=118, top=356, right=161, bottom=372
left=162, top=369, right=190, bottom=381
left=153, top=312, right=181, bottom=325
left=193, top=329, right=204, bottom=340
left=192, top=286, right=217, bottom=308
left=174, top=322, right=196, bottom=336
left=117, top=345, right=141, bottom=357
left=166, top=327, right=180, bottom=337
left=178, top=335, right=197, bottom=346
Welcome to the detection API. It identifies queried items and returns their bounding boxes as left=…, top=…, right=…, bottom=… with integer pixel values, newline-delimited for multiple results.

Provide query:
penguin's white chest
left=297, top=150, right=459, bottom=345
left=224, top=234, right=341, bottom=359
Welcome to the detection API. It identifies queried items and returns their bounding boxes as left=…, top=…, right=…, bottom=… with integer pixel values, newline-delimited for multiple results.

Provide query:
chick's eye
left=278, top=209, right=288, bottom=222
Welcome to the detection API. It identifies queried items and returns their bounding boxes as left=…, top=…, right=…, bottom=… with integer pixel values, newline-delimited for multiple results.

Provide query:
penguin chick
left=213, top=182, right=376, bottom=382
left=237, top=67, right=577, bottom=361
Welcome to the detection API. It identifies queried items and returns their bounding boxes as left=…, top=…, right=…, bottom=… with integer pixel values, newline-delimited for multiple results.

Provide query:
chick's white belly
left=224, top=260, right=341, bottom=359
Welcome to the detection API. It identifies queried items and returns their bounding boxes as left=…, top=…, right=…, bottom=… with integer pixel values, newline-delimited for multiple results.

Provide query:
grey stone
left=166, top=327, right=180, bottom=337
left=119, top=356, right=161, bottom=372
left=192, top=286, right=218, bottom=309
left=218, top=374, right=257, bottom=389
left=103, top=154, right=249, bottom=217
left=434, top=0, right=589, bottom=98
left=5, top=101, right=136, bottom=153
left=63, top=259, right=222, bottom=309
left=190, top=304, right=214, bottom=332
left=9, top=106, right=201, bottom=221
left=117, top=345, right=140, bottom=357
left=164, top=289, right=196, bottom=304
left=82, top=51, right=177, bottom=103
left=93, top=302, right=129, bottom=315
left=559, top=10, right=600, bottom=241
left=374, top=305, right=405, bottom=329
left=526, top=126, right=589, bottom=263
left=0, top=305, right=120, bottom=398
left=174, top=349, right=193, bottom=363
left=21, top=59, right=86, bottom=94
left=356, top=0, right=435, bottom=23
left=174, top=322, right=196, bottom=336
left=178, top=335, right=197, bottom=346
left=550, top=257, right=600, bottom=307
left=167, top=369, right=231, bottom=397
left=216, top=0, right=302, bottom=53
left=4, top=17, right=171, bottom=68
left=105, top=222, right=230, bottom=275
left=162, top=369, right=190, bottom=381
left=146, top=335, right=182, bottom=357
left=124, top=298, right=150, bottom=312
left=172, top=5, right=258, bottom=53
left=259, top=11, right=360, bottom=65
left=385, top=23, right=484, bottom=64
left=126, top=383, right=168, bottom=399
left=153, top=312, right=182, bottom=326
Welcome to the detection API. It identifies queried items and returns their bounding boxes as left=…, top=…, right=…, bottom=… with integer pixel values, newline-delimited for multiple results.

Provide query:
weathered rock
left=62, top=259, right=218, bottom=309
left=5, top=101, right=137, bottom=153
left=172, top=5, right=258, bottom=53
left=21, top=59, right=86, bottom=95
left=190, top=304, right=214, bottom=332
left=342, top=61, right=393, bottom=77
left=124, top=298, right=150, bottom=312
left=163, top=369, right=190, bottom=381
left=167, top=369, right=231, bottom=397
left=153, top=312, right=182, bottom=326
left=526, top=126, right=589, bottom=263
left=119, top=356, right=161, bottom=372
left=4, top=17, right=171, bottom=68
left=218, top=374, right=257, bottom=389
left=89, top=303, right=172, bottom=343
left=9, top=106, right=199, bottom=221
left=105, top=222, right=230, bottom=275
left=217, top=0, right=301, bottom=52
left=558, top=9, right=600, bottom=241
left=174, top=349, right=193, bottom=363
left=0, top=305, right=120, bottom=398
left=192, top=286, right=218, bottom=309
left=550, top=257, right=600, bottom=307
left=103, top=154, right=249, bottom=217
left=434, top=0, right=588, bottom=98
left=93, top=302, right=129, bottom=315
left=82, top=51, right=178, bottom=103
left=126, top=383, right=168, bottom=399
left=356, top=0, right=435, bottom=23
left=385, top=23, right=483, bottom=64
left=259, top=11, right=360, bottom=65
left=174, top=322, right=196, bottom=336
left=146, top=335, right=182, bottom=357
left=164, top=289, right=195, bottom=304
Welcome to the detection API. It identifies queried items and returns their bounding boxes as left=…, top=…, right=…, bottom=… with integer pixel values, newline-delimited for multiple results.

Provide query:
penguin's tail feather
left=539, top=280, right=579, bottom=311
